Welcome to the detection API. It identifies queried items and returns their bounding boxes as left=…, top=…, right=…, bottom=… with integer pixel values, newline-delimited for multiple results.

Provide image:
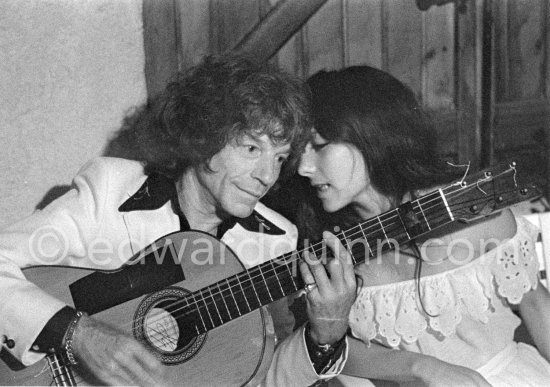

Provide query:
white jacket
left=0, top=156, right=345, bottom=386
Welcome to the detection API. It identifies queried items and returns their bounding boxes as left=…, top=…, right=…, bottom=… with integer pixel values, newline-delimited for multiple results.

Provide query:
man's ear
left=198, top=159, right=216, bottom=174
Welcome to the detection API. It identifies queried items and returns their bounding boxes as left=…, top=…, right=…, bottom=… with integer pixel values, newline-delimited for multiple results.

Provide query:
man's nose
left=252, top=157, right=278, bottom=186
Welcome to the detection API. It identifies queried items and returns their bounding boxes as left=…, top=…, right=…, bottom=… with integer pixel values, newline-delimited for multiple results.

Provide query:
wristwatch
left=304, top=322, right=347, bottom=374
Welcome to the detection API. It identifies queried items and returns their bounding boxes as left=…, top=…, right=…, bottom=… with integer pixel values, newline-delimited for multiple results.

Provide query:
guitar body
left=0, top=231, right=275, bottom=386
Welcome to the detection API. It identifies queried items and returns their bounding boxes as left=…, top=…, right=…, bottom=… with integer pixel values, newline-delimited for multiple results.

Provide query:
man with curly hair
left=0, top=55, right=356, bottom=386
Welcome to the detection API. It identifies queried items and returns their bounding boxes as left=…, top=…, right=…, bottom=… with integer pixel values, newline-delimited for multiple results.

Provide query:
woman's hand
left=518, top=281, right=550, bottom=361
left=408, top=357, right=491, bottom=387
left=344, top=337, right=491, bottom=386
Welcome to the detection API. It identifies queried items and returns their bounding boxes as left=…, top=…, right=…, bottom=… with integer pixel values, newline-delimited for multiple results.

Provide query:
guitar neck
left=185, top=190, right=454, bottom=333
left=331, top=189, right=453, bottom=266
left=185, top=163, right=539, bottom=334
left=46, top=353, right=77, bottom=386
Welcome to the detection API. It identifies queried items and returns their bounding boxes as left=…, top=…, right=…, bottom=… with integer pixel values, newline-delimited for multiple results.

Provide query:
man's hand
left=299, top=231, right=357, bottom=345
left=72, top=315, right=169, bottom=386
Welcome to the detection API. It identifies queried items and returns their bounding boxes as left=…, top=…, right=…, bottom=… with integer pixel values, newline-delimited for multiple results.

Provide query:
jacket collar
left=118, top=173, right=285, bottom=236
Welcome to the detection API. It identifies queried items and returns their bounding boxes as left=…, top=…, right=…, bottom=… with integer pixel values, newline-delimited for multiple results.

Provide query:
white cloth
left=337, top=216, right=550, bottom=385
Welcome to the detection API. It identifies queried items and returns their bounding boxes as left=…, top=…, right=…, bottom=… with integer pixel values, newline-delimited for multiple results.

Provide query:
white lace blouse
left=349, top=217, right=541, bottom=370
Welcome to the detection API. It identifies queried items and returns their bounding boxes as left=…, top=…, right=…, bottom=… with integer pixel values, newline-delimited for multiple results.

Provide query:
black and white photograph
left=1, top=1, right=549, bottom=386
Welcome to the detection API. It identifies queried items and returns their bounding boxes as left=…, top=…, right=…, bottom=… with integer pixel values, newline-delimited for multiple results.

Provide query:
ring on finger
left=304, top=283, right=317, bottom=294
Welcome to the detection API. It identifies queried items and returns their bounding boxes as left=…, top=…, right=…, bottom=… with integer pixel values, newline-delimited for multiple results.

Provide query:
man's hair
left=109, top=54, right=311, bottom=179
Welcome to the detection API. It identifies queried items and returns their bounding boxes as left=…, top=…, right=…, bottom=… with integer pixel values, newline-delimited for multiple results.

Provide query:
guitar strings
left=122, top=191, right=443, bottom=332
left=126, top=188, right=511, bottom=336
left=123, top=183, right=513, bottom=335
left=121, top=182, right=521, bottom=339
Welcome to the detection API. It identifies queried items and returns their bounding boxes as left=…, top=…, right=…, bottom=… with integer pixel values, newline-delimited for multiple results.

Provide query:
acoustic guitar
left=0, top=162, right=540, bottom=386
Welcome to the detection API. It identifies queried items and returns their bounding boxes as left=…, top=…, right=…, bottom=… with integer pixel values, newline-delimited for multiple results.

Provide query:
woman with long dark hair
left=296, top=66, right=550, bottom=386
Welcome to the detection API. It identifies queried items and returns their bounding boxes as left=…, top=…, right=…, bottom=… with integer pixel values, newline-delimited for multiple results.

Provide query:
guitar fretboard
left=179, top=190, right=453, bottom=334
left=46, top=353, right=77, bottom=386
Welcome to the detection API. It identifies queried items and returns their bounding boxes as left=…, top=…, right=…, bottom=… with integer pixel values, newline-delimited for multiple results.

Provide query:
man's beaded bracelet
left=63, top=310, right=87, bottom=365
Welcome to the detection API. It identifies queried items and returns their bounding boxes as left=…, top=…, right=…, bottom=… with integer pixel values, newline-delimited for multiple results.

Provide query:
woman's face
left=298, top=130, right=371, bottom=214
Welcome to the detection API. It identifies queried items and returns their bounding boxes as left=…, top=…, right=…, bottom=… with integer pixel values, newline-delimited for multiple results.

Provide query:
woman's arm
left=343, top=337, right=491, bottom=386
left=518, top=282, right=550, bottom=361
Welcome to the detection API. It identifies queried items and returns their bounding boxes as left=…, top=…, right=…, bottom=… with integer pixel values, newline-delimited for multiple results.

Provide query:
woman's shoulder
left=355, top=209, right=530, bottom=287
left=349, top=210, right=541, bottom=346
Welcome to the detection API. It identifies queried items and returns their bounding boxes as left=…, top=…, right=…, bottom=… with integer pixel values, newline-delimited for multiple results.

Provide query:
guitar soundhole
left=133, top=287, right=206, bottom=365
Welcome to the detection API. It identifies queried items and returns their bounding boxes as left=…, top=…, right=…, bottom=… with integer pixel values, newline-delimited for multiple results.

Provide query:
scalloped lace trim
left=349, top=217, right=540, bottom=347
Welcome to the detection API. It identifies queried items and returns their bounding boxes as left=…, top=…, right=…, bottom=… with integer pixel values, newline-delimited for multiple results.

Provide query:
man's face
left=196, top=133, right=291, bottom=218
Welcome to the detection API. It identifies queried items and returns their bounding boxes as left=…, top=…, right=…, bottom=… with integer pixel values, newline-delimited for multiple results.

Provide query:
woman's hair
left=106, top=54, right=312, bottom=179
left=295, top=66, right=461, bottom=241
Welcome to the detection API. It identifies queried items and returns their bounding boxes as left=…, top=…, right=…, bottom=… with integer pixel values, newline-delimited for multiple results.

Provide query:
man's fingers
left=75, top=318, right=166, bottom=385
left=301, top=231, right=357, bottom=298
left=323, top=231, right=356, bottom=284
left=103, top=344, right=164, bottom=386
left=299, top=254, right=316, bottom=286
left=126, top=360, right=163, bottom=386
left=304, top=250, right=331, bottom=288
left=126, top=343, right=163, bottom=380
left=323, top=231, right=351, bottom=263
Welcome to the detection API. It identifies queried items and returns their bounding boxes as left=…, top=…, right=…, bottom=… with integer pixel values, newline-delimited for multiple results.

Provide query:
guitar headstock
left=442, top=162, right=542, bottom=222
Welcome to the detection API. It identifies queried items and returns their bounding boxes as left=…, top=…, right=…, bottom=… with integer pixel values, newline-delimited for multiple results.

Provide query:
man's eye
left=246, top=145, right=259, bottom=153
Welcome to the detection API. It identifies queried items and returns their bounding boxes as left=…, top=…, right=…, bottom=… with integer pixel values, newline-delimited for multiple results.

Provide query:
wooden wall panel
left=143, top=0, right=178, bottom=99
left=425, top=1, right=459, bottom=160
left=210, top=0, right=260, bottom=54
left=547, top=0, right=550, bottom=100
left=303, top=0, right=344, bottom=76
left=507, top=0, right=545, bottom=100
left=490, top=0, right=549, bottom=194
left=276, top=32, right=305, bottom=77
left=493, top=100, right=549, bottom=190
left=385, top=0, right=423, bottom=97
left=494, top=0, right=509, bottom=103
left=495, top=0, right=546, bottom=101
left=456, top=0, right=483, bottom=167
left=431, top=111, right=459, bottom=160
left=177, top=0, right=210, bottom=69
left=344, top=0, right=383, bottom=68
left=235, top=0, right=330, bottom=70
left=270, top=0, right=305, bottom=77
left=508, top=0, right=545, bottom=99
left=494, top=100, right=549, bottom=149
left=142, top=0, right=550, bottom=196
left=422, top=3, right=454, bottom=110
